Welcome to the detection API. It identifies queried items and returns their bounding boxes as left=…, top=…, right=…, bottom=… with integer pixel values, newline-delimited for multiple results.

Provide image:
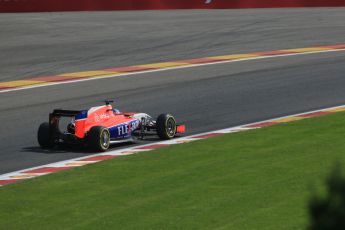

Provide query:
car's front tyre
left=156, top=114, right=176, bottom=140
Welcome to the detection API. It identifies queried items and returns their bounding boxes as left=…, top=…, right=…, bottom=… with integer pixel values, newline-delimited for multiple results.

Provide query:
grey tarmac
left=0, top=8, right=344, bottom=173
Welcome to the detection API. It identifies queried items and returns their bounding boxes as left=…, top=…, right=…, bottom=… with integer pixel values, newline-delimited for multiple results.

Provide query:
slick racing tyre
left=37, top=122, right=54, bottom=148
left=88, top=126, right=110, bottom=152
left=156, top=114, right=176, bottom=140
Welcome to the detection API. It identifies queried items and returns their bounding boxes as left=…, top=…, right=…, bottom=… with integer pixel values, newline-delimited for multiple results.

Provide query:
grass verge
left=1, top=112, right=345, bottom=229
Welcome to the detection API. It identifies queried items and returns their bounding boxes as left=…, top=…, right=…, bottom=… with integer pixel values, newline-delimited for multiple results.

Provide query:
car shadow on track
left=20, top=132, right=162, bottom=155
left=21, top=142, right=137, bottom=154
left=21, top=146, right=90, bottom=154
left=19, top=138, right=160, bottom=154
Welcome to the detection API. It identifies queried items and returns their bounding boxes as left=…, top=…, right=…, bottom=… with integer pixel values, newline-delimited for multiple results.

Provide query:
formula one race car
left=37, top=100, right=185, bottom=152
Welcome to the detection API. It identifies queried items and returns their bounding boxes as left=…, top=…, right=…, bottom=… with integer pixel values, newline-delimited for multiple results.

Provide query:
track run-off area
left=0, top=8, right=345, bottom=175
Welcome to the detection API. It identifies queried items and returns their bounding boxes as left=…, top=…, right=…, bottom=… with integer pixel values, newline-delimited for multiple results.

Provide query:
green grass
left=1, top=112, right=345, bottom=229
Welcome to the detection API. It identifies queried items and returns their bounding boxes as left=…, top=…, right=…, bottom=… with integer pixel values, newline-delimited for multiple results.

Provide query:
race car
left=37, top=100, right=186, bottom=151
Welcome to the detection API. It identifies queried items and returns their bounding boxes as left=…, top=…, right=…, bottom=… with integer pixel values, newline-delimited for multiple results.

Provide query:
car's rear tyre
left=88, top=126, right=110, bottom=152
left=37, top=122, right=54, bottom=148
left=156, top=114, right=176, bottom=140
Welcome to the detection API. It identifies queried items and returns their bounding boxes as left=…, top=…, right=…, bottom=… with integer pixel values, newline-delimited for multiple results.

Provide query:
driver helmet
left=113, top=108, right=120, bottom=114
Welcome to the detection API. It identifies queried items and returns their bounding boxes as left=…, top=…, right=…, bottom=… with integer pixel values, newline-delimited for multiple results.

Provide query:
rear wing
left=50, top=109, right=81, bottom=117
left=49, top=109, right=82, bottom=128
left=48, top=109, right=87, bottom=139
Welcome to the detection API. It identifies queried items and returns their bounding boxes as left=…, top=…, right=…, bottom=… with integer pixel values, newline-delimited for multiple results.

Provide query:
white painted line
left=1, top=48, right=344, bottom=94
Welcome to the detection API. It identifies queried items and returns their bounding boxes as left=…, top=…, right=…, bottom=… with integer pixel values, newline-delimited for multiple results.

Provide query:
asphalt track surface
left=0, top=8, right=345, bottom=174
left=1, top=8, right=345, bottom=81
